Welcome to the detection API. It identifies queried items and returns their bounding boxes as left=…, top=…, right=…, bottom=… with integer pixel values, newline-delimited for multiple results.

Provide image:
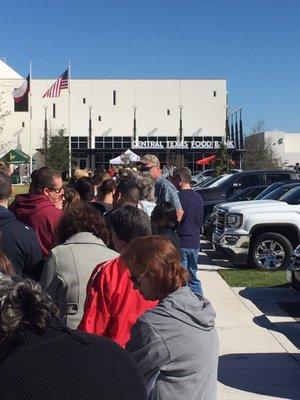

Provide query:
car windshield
left=204, top=174, right=232, bottom=188
left=227, top=188, right=250, bottom=201
left=260, top=187, right=288, bottom=200
left=279, top=186, right=300, bottom=204
left=261, top=185, right=300, bottom=200
left=255, top=182, right=283, bottom=199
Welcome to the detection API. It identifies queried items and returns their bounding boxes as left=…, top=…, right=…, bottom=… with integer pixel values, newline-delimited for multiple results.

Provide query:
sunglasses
left=140, top=165, right=155, bottom=172
left=47, top=186, right=64, bottom=194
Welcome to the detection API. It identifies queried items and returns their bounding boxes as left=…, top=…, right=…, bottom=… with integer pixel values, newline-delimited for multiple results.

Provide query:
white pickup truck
left=212, top=197, right=300, bottom=271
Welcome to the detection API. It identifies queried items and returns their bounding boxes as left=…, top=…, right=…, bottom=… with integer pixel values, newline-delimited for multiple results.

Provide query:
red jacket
left=79, top=257, right=157, bottom=348
left=9, top=194, right=62, bottom=258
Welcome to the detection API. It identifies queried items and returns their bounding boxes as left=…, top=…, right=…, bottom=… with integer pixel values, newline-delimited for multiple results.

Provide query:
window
left=98, top=115, right=101, bottom=121
left=113, top=90, right=116, bottom=105
left=71, top=136, right=88, bottom=149
left=53, top=103, right=56, bottom=119
left=167, top=109, right=170, bottom=115
left=235, top=175, right=263, bottom=189
left=95, top=137, right=103, bottom=149
left=280, top=186, right=300, bottom=205
left=22, top=122, right=25, bottom=128
left=95, top=136, right=132, bottom=149
left=83, top=98, right=86, bottom=104
left=213, top=91, right=217, bottom=97
left=266, top=173, right=292, bottom=185
left=227, top=174, right=263, bottom=197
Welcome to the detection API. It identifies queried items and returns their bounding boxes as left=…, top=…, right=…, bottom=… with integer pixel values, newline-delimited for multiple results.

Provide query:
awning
left=1, top=149, right=35, bottom=165
left=109, top=149, right=140, bottom=165
left=196, top=155, right=216, bottom=165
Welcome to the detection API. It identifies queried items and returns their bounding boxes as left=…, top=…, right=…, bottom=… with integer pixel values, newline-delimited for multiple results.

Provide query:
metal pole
left=44, top=106, right=48, bottom=165
left=88, top=106, right=92, bottom=169
left=29, top=61, right=32, bottom=174
left=239, top=107, right=244, bottom=169
left=179, top=106, right=183, bottom=142
left=133, top=106, right=137, bottom=142
left=68, top=60, right=71, bottom=178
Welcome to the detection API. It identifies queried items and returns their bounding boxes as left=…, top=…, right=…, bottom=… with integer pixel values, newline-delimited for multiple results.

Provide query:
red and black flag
left=12, top=74, right=30, bottom=112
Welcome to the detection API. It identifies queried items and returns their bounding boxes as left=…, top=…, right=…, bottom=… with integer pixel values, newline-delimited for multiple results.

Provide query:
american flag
left=42, top=68, right=69, bottom=98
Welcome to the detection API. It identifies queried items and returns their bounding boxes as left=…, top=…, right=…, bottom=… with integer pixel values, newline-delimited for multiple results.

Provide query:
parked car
left=204, top=181, right=300, bottom=240
left=191, top=168, right=242, bottom=187
left=202, top=185, right=268, bottom=239
left=287, top=246, right=300, bottom=290
left=196, top=169, right=298, bottom=218
left=212, top=183, right=300, bottom=271
left=191, top=169, right=216, bottom=186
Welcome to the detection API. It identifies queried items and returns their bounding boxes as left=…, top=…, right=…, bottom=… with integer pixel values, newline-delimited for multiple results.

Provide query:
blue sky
left=1, top=0, right=300, bottom=133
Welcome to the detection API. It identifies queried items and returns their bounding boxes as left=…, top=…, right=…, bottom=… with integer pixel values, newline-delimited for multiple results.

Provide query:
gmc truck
left=196, top=169, right=298, bottom=218
left=212, top=184, right=300, bottom=271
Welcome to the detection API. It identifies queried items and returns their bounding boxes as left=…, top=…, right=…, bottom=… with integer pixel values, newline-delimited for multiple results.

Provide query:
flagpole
left=29, top=60, right=33, bottom=175
left=68, top=60, right=71, bottom=178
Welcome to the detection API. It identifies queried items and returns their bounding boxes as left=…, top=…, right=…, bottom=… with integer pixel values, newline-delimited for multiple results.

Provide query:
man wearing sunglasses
left=140, top=154, right=184, bottom=222
left=10, top=167, right=64, bottom=259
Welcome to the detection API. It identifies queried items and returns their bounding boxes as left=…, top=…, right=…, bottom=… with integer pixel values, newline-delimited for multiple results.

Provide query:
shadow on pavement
left=218, top=353, right=300, bottom=399
left=253, top=315, right=300, bottom=349
left=239, top=287, right=300, bottom=317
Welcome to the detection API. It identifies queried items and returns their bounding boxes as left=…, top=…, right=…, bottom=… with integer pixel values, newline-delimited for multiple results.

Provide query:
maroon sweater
left=10, top=194, right=62, bottom=258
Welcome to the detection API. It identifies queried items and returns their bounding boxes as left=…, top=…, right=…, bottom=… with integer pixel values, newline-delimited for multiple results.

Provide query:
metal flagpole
left=68, top=60, right=71, bottom=178
left=29, top=60, right=33, bottom=174
left=44, top=106, right=48, bottom=164
left=239, top=107, right=243, bottom=169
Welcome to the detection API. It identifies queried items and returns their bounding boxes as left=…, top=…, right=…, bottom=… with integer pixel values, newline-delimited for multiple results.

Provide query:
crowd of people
left=0, top=155, right=219, bottom=400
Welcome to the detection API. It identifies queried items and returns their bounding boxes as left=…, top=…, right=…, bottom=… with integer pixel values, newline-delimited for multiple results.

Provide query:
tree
left=214, top=142, right=233, bottom=175
left=46, top=128, right=70, bottom=172
left=243, top=120, right=283, bottom=170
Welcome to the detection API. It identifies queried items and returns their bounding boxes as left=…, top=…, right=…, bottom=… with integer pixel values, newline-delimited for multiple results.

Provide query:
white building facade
left=0, top=61, right=229, bottom=172
left=261, top=131, right=300, bottom=168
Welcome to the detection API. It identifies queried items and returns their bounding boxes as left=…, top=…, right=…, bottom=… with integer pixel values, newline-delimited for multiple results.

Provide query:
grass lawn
left=10, top=185, right=29, bottom=203
left=218, top=269, right=287, bottom=288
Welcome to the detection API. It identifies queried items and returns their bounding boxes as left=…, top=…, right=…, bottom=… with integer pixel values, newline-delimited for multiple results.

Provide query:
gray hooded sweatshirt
left=126, top=286, right=219, bottom=400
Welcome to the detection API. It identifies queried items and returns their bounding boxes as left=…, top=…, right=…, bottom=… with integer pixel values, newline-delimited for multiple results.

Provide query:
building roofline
left=31, top=77, right=226, bottom=81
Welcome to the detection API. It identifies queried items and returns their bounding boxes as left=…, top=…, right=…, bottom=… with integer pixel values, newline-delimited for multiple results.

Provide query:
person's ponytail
left=0, top=275, right=57, bottom=340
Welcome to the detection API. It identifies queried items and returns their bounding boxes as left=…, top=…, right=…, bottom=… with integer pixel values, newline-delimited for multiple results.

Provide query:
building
left=259, top=130, right=300, bottom=168
left=0, top=60, right=232, bottom=173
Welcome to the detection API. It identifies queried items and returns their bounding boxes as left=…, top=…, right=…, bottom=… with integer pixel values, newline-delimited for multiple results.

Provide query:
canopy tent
left=109, top=149, right=140, bottom=165
left=196, top=155, right=216, bottom=165
left=1, top=149, right=35, bottom=165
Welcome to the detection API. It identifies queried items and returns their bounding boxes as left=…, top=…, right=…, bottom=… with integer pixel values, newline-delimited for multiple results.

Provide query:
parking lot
left=199, top=240, right=300, bottom=400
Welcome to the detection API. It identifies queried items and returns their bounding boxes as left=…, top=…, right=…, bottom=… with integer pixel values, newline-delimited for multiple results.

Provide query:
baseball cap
left=140, top=154, right=160, bottom=168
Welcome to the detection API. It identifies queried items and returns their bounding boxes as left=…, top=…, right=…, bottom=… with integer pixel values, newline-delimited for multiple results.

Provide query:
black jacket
left=0, top=206, right=43, bottom=279
left=0, top=326, right=146, bottom=400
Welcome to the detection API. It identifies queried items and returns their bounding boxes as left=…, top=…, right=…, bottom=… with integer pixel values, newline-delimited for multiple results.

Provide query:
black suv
left=196, top=169, right=299, bottom=217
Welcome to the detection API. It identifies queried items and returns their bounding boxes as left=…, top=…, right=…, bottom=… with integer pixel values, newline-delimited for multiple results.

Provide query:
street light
left=88, top=106, right=93, bottom=169
left=133, top=106, right=137, bottom=142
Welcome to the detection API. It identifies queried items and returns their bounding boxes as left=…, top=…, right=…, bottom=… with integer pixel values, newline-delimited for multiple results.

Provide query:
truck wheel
left=249, top=232, right=293, bottom=271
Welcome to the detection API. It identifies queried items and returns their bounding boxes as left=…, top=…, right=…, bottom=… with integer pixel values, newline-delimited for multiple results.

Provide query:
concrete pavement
left=199, top=269, right=300, bottom=400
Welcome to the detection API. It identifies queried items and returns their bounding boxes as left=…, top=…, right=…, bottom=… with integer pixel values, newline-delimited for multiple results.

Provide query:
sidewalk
left=200, top=269, right=300, bottom=400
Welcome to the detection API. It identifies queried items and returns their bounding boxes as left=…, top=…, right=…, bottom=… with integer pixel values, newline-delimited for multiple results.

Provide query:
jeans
left=180, top=248, right=203, bottom=295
